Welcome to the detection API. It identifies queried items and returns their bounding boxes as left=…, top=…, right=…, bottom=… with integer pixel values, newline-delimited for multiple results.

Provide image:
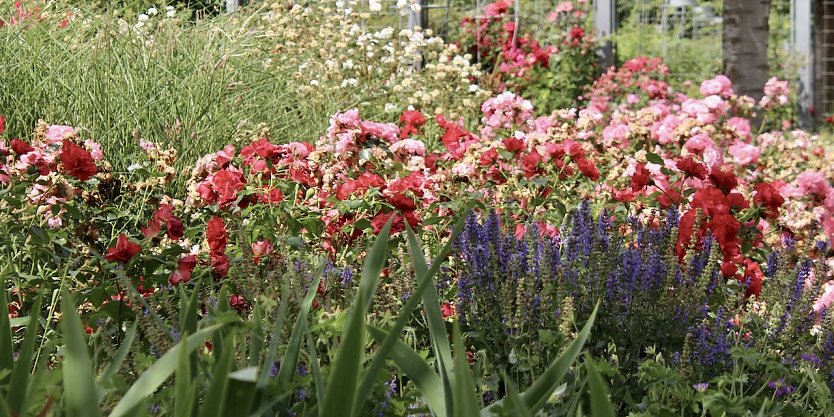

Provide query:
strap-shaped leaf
left=368, top=326, right=445, bottom=416
left=109, top=322, right=228, bottom=417
left=405, top=225, right=454, bottom=416
left=99, top=322, right=138, bottom=384
left=61, top=290, right=103, bottom=417
left=483, top=301, right=600, bottom=416
left=6, top=295, right=42, bottom=414
left=452, top=321, right=480, bottom=417
left=276, top=262, right=324, bottom=386
left=323, top=219, right=393, bottom=417
left=584, top=353, right=615, bottom=417
left=0, top=271, right=14, bottom=376
left=351, top=217, right=464, bottom=417
left=198, top=336, right=236, bottom=417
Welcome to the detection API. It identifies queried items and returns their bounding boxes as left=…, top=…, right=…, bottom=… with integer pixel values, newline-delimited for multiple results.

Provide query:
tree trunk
left=722, top=0, right=771, bottom=101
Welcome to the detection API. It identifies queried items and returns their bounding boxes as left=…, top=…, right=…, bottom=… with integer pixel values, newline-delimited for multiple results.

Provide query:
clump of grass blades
left=0, top=3, right=327, bottom=190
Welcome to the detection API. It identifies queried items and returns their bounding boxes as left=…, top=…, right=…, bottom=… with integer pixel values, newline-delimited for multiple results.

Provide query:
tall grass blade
left=584, top=353, right=615, bottom=417
left=321, top=219, right=393, bottom=417
left=6, top=295, right=42, bottom=415
left=174, top=332, right=196, bottom=417
left=352, top=217, right=464, bottom=417
left=99, top=322, right=138, bottom=384
left=198, top=336, right=235, bottom=417
left=109, top=322, right=228, bottom=417
left=256, top=282, right=290, bottom=389
left=368, top=326, right=446, bottom=417
left=0, top=272, right=13, bottom=376
left=60, top=290, right=103, bottom=417
left=452, top=321, right=480, bottom=417
left=482, top=301, right=600, bottom=416
left=277, top=263, right=324, bottom=385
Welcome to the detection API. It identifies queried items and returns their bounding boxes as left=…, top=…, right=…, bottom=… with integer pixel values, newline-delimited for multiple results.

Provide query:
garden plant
left=1, top=0, right=834, bottom=416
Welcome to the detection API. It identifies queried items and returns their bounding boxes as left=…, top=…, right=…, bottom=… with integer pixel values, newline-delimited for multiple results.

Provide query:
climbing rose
left=61, top=139, right=97, bottom=181
left=105, top=234, right=141, bottom=263
left=169, top=255, right=197, bottom=285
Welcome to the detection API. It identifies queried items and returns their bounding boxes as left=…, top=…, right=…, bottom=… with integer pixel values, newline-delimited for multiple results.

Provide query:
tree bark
left=722, top=0, right=771, bottom=101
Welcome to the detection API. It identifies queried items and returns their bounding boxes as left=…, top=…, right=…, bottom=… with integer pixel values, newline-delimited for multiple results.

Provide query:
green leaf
left=277, top=263, right=324, bottom=386
left=99, top=322, right=138, bottom=385
left=0, top=272, right=14, bottom=379
left=61, top=290, right=103, bottom=417
left=306, top=326, right=325, bottom=403
left=368, top=326, right=446, bottom=416
left=109, top=323, right=227, bottom=417
left=452, top=321, right=480, bottom=417
left=503, top=373, right=533, bottom=417
left=405, top=226, right=453, bottom=417
left=351, top=217, right=465, bottom=417
left=483, top=301, right=600, bottom=416
left=198, top=336, right=235, bottom=417
left=584, top=353, right=615, bottom=417
left=646, top=152, right=664, bottom=165
left=6, top=295, right=42, bottom=415
left=174, top=332, right=196, bottom=417
left=222, top=367, right=258, bottom=417
left=256, top=283, right=291, bottom=390
left=247, top=305, right=265, bottom=367
left=320, top=218, right=393, bottom=417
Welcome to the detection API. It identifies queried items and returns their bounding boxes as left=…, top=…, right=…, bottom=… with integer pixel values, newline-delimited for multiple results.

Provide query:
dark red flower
left=371, top=210, right=418, bottom=235
left=440, top=302, right=456, bottom=319
left=206, top=216, right=227, bottom=253
left=166, top=217, right=184, bottom=241
left=480, top=148, right=499, bottom=166
left=169, top=255, right=197, bottom=285
left=61, top=139, right=97, bottom=181
left=569, top=26, right=585, bottom=42
left=229, top=294, right=248, bottom=312
left=10, top=138, right=33, bottom=155
left=0, top=115, right=5, bottom=134
left=260, top=187, right=284, bottom=204
left=399, top=110, right=426, bottom=138
left=709, top=169, right=738, bottom=193
left=676, top=157, right=707, bottom=180
left=105, top=233, right=141, bottom=263
left=631, top=163, right=650, bottom=191
left=212, top=168, right=246, bottom=207
left=387, top=193, right=417, bottom=211
left=742, top=258, right=763, bottom=297
left=502, top=137, right=525, bottom=153
left=566, top=141, right=585, bottom=160
left=210, top=252, right=229, bottom=278
left=576, top=158, right=600, bottom=181
left=521, top=150, right=542, bottom=178
left=753, top=182, right=785, bottom=218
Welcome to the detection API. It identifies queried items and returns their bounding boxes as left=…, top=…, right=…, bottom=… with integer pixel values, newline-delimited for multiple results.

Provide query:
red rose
left=480, top=148, right=499, bottom=166
left=105, top=233, right=141, bottom=263
left=387, top=193, right=417, bottom=211
left=502, top=137, right=525, bottom=153
left=260, top=187, right=284, bottom=204
left=210, top=252, right=229, bottom=278
left=166, top=217, right=184, bottom=241
left=709, top=169, right=738, bottom=193
left=169, top=255, right=197, bottom=285
left=753, top=182, right=785, bottom=218
left=576, top=158, right=600, bottom=181
left=676, top=157, right=707, bottom=180
left=742, top=258, right=763, bottom=297
left=212, top=168, right=246, bottom=207
left=371, top=210, right=417, bottom=235
left=566, top=142, right=585, bottom=160
left=0, top=115, right=5, bottom=134
left=440, top=302, right=456, bottom=319
left=61, top=139, right=97, bottom=181
left=613, top=189, right=635, bottom=203
left=521, top=150, right=543, bottom=178
left=631, top=163, right=650, bottom=191
left=206, top=216, right=227, bottom=253
left=10, top=138, right=33, bottom=155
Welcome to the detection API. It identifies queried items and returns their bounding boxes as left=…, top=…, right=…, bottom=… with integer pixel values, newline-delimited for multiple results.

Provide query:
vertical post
left=226, top=0, right=239, bottom=14
left=595, top=0, right=616, bottom=70
left=793, top=0, right=814, bottom=128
